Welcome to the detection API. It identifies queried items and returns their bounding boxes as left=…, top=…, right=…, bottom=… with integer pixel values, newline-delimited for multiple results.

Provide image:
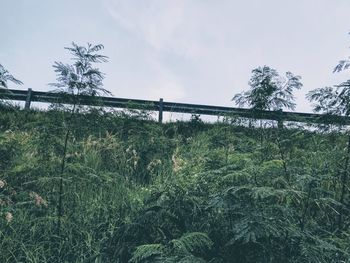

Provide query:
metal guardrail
left=1, top=88, right=349, bottom=125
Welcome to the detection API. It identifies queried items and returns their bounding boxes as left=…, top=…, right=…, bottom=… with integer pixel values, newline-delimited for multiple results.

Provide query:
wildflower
left=0, top=180, right=5, bottom=189
left=29, top=192, right=48, bottom=207
left=133, top=160, right=138, bottom=168
left=228, top=144, right=235, bottom=152
left=147, top=159, right=162, bottom=171
left=130, top=149, right=138, bottom=168
left=172, top=154, right=182, bottom=172
left=186, top=137, right=192, bottom=142
left=0, top=199, right=6, bottom=206
left=5, top=212, right=13, bottom=223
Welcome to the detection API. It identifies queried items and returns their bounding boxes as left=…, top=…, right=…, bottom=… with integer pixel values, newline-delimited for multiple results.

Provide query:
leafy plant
left=0, top=63, right=23, bottom=89
left=307, top=40, right=350, bottom=232
left=233, top=65, right=302, bottom=111
left=50, top=42, right=110, bottom=236
left=1, top=109, right=350, bottom=262
left=129, top=232, right=212, bottom=263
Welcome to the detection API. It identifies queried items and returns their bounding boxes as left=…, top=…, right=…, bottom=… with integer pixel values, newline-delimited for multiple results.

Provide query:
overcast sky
left=1, top=0, right=350, bottom=113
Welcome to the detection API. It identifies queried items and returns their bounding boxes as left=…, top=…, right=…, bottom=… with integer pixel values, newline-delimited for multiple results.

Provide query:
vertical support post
left=158, top=98, right=164, bottom=123
left=277, top=109, right=283, bottom=129
left=277, top=119, right=283, bottom=129
left=25, top=88, right=32, bottom=110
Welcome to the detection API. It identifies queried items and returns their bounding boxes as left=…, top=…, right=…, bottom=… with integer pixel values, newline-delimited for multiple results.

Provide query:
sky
left=1, top=0, right=350, bottom=113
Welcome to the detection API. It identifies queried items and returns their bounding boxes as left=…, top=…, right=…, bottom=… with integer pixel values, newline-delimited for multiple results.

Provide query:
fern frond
left=160, top=255, right=207, bottom=263
left=129, top=244, right=164, bottom=263
left=231, top=216, right=282, bottom=244
left=177, top=255, right=207, bottom=263
left=171, top=232, right=213, bottom=255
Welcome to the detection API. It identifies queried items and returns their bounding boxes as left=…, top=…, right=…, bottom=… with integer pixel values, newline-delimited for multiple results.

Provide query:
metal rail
left=0, top=88, right=349, bottom=125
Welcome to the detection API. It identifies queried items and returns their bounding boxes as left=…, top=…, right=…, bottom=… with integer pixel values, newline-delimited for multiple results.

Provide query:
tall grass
left=0, top=109, right=349, bottom=262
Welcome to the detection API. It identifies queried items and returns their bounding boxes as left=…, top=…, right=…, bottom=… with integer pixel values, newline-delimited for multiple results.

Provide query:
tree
left=50, top=42, right=110, bottom=236
left=50, top=42, right=111, bottom=100
left=307, top=43, right=350, bottom=232
left=233, top=66, right=302, bottom=168
left=306, top=76, right=350, bottom=117
left=232, top=65, right=302, bottom=111
left=307, top=33, right=350, bottom=116
left=0, top=64, right=23, bottom=89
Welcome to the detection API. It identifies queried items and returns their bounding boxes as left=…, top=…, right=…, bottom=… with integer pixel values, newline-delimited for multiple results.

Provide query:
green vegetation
left=0, top=107, right=349, bottom=262
left=0, top=64, right=23, bottom=89
left=1, top=40, right=350, bottom=262
left=232, top=65, right=302, bottom=111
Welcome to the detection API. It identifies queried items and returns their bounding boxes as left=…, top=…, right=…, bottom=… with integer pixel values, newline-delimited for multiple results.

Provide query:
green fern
left=230, top=216, right=282, bottom=244
left=171, top=232, right=213, bottom=255
left=154, top=255, right=207, bottom=263
left=129, top=244, right=164, bottom=263
left=299, top=235, right=346, bottom=263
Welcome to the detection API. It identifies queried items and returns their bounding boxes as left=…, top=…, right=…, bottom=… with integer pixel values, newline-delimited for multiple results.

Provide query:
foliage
left=233, top=65, right=302, bottom=111
left=1, top=40, right=350, bottom=262
left=307, top=43, right=350, bottom=235
left=307, top=46, right=350, bottom=116
left=0, top=64, right=23, bottom=89
left=49, top=42, right=111, bottom=237
left=50, top=42, right=110, bottom=97
left=129, top=232, right=212, bottom=263
left=0, top=64, right=23, bottom=108
left=1, top=109, right=350, bottom=262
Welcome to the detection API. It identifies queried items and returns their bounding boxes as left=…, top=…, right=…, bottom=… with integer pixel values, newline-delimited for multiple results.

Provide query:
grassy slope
left=0, top=108, right=349, bottom=262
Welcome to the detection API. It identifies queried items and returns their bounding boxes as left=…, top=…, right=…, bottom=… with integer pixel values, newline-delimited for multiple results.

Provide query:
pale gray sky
left=1, top=0, right=350, bottom=113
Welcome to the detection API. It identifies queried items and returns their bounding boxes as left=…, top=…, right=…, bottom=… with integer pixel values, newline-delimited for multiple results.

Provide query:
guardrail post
left=158, top=98, right=164, bottom=123
left=24, top=88, right=33, bottom=110
left=277, top=109, right=283, bottom=129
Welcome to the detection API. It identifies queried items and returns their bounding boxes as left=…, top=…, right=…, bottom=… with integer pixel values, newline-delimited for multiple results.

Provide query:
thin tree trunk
left=57, top=103, right=77, bottom=236
left=57, top=128, right=70, bottom=236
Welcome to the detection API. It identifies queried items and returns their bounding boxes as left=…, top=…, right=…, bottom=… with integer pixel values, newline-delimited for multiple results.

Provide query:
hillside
left=0, top=107, right=349, bottom=262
